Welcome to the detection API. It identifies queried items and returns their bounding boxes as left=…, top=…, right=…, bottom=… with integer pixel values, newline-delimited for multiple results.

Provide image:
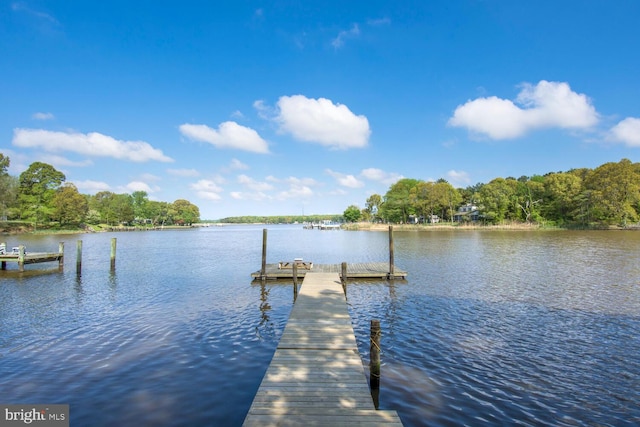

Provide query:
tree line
left=0, top=154, right=200, bottom=229
left=344, top=158, right=640, bottom=227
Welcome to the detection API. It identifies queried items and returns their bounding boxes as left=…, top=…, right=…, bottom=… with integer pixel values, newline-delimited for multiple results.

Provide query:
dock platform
left=251, top=262, right=407, bottom=280
left=243, top=272, right=403, bottom=426
left=0, top=244, right=64, bottom=272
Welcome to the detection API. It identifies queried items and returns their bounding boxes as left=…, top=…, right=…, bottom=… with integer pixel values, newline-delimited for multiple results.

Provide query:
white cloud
left=448, top=80, right=599, bottom=139
left=326, top=169, right=364, bottom=188
left=237, top=174, right=274, bottom=191
left=228, top=158, right=249, bottom=171
left=12, top=128, right=173, bottom=162
left=446, top=170, right=471, bottom=187
left=360, top=168, right=403, bottom=185
left=39, top=154, right=93, bottom=168
left=179, top=121, right=269, bottom=154
left=167, top=168, right=200, bottom=177
left=230, top=191, right=270, bottom=201
left=274, top=95, right=370, bottom=149
left=73, top=180, right=111, bottom=193
left=32, top=112, right=54, bottom=120
left=277, top=185, right=313, bottom=200
left=124, top=181, right=154, bottom=193
left=190, top=179, right=223, bottom=201
left=609, top=117, right=640, bottom=147
left=332, top=23, right=360, bottom=49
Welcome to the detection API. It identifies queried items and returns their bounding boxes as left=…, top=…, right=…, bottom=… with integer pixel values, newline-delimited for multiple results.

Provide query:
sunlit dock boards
left=251, top=263, right=407, bottom=280
left=0, top=244, right=64, bottom=272
left=243, top=272, right=403, bottom=427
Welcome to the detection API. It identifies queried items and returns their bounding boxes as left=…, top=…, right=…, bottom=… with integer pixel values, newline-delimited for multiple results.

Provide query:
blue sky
left=2, top=1, right=640, bottom=219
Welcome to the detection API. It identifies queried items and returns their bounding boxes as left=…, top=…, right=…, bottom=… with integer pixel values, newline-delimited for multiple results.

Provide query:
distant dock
left=0, top=243, right=64, bottom=272
left=243, top=272, right=403, bottom=426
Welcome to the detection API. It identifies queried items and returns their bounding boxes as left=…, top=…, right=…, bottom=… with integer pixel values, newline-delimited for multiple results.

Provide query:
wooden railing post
left=370, top=319, right=381, bottom=409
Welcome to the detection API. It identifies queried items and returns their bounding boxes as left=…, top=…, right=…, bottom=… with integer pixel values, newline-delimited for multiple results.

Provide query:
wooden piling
left=388, top=225, right=395, bottom=279
left=292, top=261, right=298, bottom=287
left=370, top=319, right=381, bottom=409
left=18, top=245, right=25, bottom=272
left=1, top=241, right=5, bottom=270
left=261, top=228, right=267, bottom=279
left=76, top=240, right=82, bottom=275
left=58, top=242, right=64, bottom=271
left=341, top=261, right=347, bottom=294
left=110, top=238, right=117, bottom=271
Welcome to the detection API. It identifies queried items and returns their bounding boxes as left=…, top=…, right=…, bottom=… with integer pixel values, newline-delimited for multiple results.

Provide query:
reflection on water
left=1, top=227, right=639, bottom=426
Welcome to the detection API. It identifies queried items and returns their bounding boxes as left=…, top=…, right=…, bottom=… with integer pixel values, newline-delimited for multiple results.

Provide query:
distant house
left=454, top=204, right=480, bottom=222
left=408, top=214, right=440, bottom=224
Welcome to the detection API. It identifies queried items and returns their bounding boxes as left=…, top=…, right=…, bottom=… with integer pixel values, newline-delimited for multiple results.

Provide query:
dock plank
left=243, top=272, right=403, bottom=427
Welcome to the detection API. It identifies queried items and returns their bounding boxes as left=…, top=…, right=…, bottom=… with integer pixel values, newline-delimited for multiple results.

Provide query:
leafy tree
left=543, top=172, right=582, bottom=222
left=380, top=178, right=420, bottom=223
left=477, top=178, right=518, bottom=223
left=515, top=178, right=545, bottom=223
left=131, top=191, right=150, bottom=222
left=364, top=194, right=382, bottom=222
left=0, top=154, right=18, bottom=220
left=584, top=159, right=640, bottom=226
left=170, top=199, right=200, bottom=225
left=343, top=205, right=361, bottom=222
left=52, top=183, right=88, bottom=226
left=90, top=191, right=117, bottom=225
left=18, top=162, right=66, bottom=225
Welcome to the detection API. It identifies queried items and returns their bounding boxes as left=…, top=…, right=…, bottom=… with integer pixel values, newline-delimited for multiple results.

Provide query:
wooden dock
left=251, top=263, right=407, bottom=280
left=0, top=244, right=64, bottom=272
left=243, top=272, right=403, bottom=426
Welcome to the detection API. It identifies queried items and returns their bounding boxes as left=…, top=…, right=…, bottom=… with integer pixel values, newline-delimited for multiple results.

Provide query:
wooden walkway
left=251, top=263, right=407, bottom=280
left=243, top=272, right=403, bottom=427
left=0, top=247, right=64, bottom=272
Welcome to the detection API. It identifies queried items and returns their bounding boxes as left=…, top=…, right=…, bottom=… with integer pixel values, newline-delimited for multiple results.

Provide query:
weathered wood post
left=292, top=262, right=298, bottom=301
left=370, top=319, right=381, bottom=409
left=261, top=228, right=267, bottom=280
left=58, top=242, right=64, bottom=271
left=18, top=245, right=26, bottom=272
left=1, top=241, right=6, bottom=270
left=341, top=262, right=348, bottom=295
left=76, top=240, right=82, bottom=275
left=110, top=238, right=117, bottom=271
left=388, top=225, right=395, bottom=279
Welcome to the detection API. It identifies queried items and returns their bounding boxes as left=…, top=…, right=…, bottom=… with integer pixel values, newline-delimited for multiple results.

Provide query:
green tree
left=131, top=191, right=150, bottom=222
left=343, top=205, right=361, bottom=222
left=543, top=172, right=582, bottom=222
left=170, top=199, right=200, bottom=225
left=477, top=178, right=518, bottom=223
left=380, top=178, right=420, bottom=223
left=90, top=191, right=117, bottom=225
left=0, top=154, right=18, bottom=220
left=364, top=194, right=382, bottom=222
left=52, top=183, right=88, bottom=226
left=18, top=162, right=66, bottom=225
left=584, top=159, right=640, bottom=226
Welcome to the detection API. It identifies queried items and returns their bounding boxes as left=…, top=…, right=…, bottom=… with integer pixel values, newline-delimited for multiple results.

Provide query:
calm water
left=1, top=226, right=639, bottom=426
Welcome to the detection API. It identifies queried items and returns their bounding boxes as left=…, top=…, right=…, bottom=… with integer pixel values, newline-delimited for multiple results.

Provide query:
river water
left=1, top=226, right=639, bottom=426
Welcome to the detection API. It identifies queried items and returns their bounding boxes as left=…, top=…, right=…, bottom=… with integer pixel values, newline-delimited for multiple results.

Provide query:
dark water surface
left=1, top=226, right=639, bottom=426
